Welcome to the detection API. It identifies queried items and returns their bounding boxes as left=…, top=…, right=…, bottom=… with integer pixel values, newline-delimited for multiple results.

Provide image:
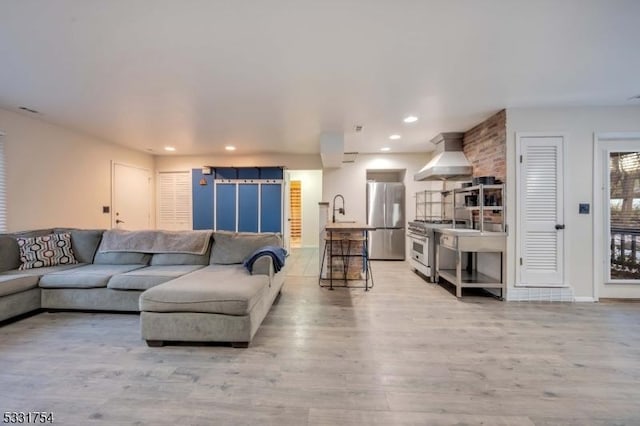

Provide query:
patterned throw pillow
left=17, top=233, right=78, bottom=270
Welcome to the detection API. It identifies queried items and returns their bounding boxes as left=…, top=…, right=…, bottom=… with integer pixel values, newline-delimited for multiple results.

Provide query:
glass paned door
left=609, top=151, right=640, bottom=281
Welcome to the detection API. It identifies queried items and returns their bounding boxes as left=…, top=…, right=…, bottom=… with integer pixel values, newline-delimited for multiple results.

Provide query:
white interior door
left=112, top=162, right=151, bottom=230
left=517, top=135, right=565, bottom=286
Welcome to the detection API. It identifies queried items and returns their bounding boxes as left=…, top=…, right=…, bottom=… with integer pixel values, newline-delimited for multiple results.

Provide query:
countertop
left=436, top=228, right=507, bottom=237
left=324, top=221, right=375, bottom=231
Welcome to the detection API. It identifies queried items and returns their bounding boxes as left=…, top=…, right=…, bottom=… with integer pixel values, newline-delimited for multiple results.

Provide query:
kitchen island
left=321, top=222, right=375, bottom=291
left=435, top=228, right=507, bottom=298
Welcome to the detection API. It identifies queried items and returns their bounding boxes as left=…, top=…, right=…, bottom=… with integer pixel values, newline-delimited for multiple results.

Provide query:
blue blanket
left=244, top=246, right=288, bottom=273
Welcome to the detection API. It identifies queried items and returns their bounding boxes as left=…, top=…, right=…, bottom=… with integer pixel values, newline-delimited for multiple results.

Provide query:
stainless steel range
left=408, top=219, right=463, bottom=281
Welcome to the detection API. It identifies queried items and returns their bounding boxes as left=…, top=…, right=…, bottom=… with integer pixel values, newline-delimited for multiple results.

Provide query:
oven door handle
left=408, top=233, right=427, bottom=242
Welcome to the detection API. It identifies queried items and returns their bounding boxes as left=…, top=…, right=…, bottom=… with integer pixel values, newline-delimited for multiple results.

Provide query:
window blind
left=157, top=171, right=192, bottom=230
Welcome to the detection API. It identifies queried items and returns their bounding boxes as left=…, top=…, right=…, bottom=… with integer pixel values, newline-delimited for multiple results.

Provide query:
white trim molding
left=573, top=297, right=596, bottom=303
left=593, top=132, right=640, bottom=301
left=507, top=286, right=574, bottom=302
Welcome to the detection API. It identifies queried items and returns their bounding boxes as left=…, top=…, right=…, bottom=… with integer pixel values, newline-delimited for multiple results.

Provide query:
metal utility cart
left=436, top=184, right=507, bottom=298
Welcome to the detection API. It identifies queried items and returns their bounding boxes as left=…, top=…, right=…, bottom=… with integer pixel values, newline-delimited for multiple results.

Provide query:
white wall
left=0, top=108, right=155, bottom=231
left=506, top=106, right=640, bottom=300
left=288, top=170, right=322, bottom=247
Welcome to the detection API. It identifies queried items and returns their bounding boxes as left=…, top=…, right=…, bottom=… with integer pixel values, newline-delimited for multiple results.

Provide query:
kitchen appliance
left=408, top=219, right=462, bottom=281
left=414, top=133, right=473, bottom=181
left=367, top=182, right=405, bottom=260
left=472, top=176, right=496, bottom=185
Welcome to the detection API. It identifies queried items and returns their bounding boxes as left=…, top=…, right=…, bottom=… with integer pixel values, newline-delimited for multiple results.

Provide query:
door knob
left=555, top=224, right=565, bottom=230
left=116, top=219, right=125, bottom=224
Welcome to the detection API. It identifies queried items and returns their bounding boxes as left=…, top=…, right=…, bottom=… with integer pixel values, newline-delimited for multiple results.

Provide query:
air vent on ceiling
left=343, top=152, right=358, bottom=163
left=628, top=94, right=640, bottom=101
left=355, top=125, right=363, bottom=132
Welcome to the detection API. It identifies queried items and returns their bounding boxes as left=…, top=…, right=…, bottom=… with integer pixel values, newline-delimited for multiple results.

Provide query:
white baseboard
left=507, top=286, right=575, bottom=302
left=573, top=296, right=596, bottom=303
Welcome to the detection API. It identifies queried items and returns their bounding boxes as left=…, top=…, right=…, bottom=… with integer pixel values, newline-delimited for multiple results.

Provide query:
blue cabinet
left=260, top=184, right=282, bottom=233
left=215, top=183, right=236, bottom=231
left=192, top=167, right=283, bottom=233
left=238, top=184, right=259, bottom=232
left=192, top=170, right=213, bottom=230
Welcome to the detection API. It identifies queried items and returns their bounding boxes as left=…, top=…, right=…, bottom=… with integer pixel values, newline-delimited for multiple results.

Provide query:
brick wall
left=320, top=234, right=365, bottom=280
left=462, top=109, right=506, bottom=182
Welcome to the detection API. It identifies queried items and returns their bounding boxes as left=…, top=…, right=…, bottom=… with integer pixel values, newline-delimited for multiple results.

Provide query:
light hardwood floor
left=1, top=248, right=639, bottom=425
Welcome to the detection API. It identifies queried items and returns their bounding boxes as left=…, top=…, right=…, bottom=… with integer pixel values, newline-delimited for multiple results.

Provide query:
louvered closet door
left=158, top=171, right=192, bottom=230
left=518, top=136, right=564, bottom=285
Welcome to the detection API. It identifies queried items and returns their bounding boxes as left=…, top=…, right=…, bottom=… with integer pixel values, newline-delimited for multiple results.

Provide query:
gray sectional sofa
left=0, top=228, right=287, bottom=347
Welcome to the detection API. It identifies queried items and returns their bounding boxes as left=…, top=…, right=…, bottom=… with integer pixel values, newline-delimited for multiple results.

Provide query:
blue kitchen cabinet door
left=216, top=183, right=236, bottom=231
left=238, top=184, right=259, bottom=232
left=260, top=184, right=282, bottom=233
left=192, top=169, right=213, bottom=230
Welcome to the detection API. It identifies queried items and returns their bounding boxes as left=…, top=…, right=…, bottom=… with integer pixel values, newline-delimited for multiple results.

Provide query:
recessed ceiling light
left=389, top=134, right=401, bottom=140
left=380, top=147, right=391, bottom=152
left=225, top=145, right=236, bottom=151
left=164, top=146, right=176, bottom=152
left=403, top=115, right=418, bottom=123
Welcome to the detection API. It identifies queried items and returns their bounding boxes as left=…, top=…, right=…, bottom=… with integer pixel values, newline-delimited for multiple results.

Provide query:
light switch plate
left=579, top=203, right=590, bottom=214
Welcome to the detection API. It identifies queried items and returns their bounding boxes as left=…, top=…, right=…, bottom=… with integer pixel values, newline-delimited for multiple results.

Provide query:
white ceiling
left=1, top=0, right=639, bottom=156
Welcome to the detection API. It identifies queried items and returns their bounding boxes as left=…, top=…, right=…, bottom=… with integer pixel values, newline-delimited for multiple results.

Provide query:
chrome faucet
left=332, top=194, right=345, bottom=223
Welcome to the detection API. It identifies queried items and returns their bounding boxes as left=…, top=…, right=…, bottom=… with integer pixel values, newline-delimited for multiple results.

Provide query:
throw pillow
left=17, top=233, right=78, bottom=270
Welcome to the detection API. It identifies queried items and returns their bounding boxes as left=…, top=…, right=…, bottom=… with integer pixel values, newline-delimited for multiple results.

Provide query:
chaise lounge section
left=140, top=231, right=286, bottom=347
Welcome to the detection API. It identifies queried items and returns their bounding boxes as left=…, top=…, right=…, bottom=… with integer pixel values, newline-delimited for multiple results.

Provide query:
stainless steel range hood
left=414, top=132, right=472, bottom=181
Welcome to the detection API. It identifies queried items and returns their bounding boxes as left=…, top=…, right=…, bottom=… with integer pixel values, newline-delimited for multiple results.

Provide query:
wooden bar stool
left=345, top=232, right=374, bottom=290
left=319, top=231, right=346, bottom=290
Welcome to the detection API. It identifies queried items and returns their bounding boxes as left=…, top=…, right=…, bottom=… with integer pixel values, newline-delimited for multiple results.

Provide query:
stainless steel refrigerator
left=366, top=182, right=406, bottom=260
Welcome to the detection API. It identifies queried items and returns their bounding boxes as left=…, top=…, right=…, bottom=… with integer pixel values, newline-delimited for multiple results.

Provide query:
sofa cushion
left=107, top=265, right=205, bottom=291
left=150, top=245, right=212, bottom=266
left=0, top=275, right=40, bottom=297
left=1, top=230, right=55, bottom=272
left=55, top=228, right=104, bottom=264
left=1, top=229, right=101, bottom=272
left=210, top=231, right=282, bottom=265
left=140, top=265, right=269, bottom=315
left=0, top=235, right=20, bottom=272
left=12, top=229, right=55, bottom=238
left=93, top=251, right=151, bottom=265
left=17, top=233, right=78, bottom=270
left=39, top=264, right=145, bottom=289
left=1, top=263, right=85, bottom=277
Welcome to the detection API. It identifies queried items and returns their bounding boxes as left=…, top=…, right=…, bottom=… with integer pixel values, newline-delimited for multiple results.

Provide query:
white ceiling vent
left=343, top=152, right=358, bottom=163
